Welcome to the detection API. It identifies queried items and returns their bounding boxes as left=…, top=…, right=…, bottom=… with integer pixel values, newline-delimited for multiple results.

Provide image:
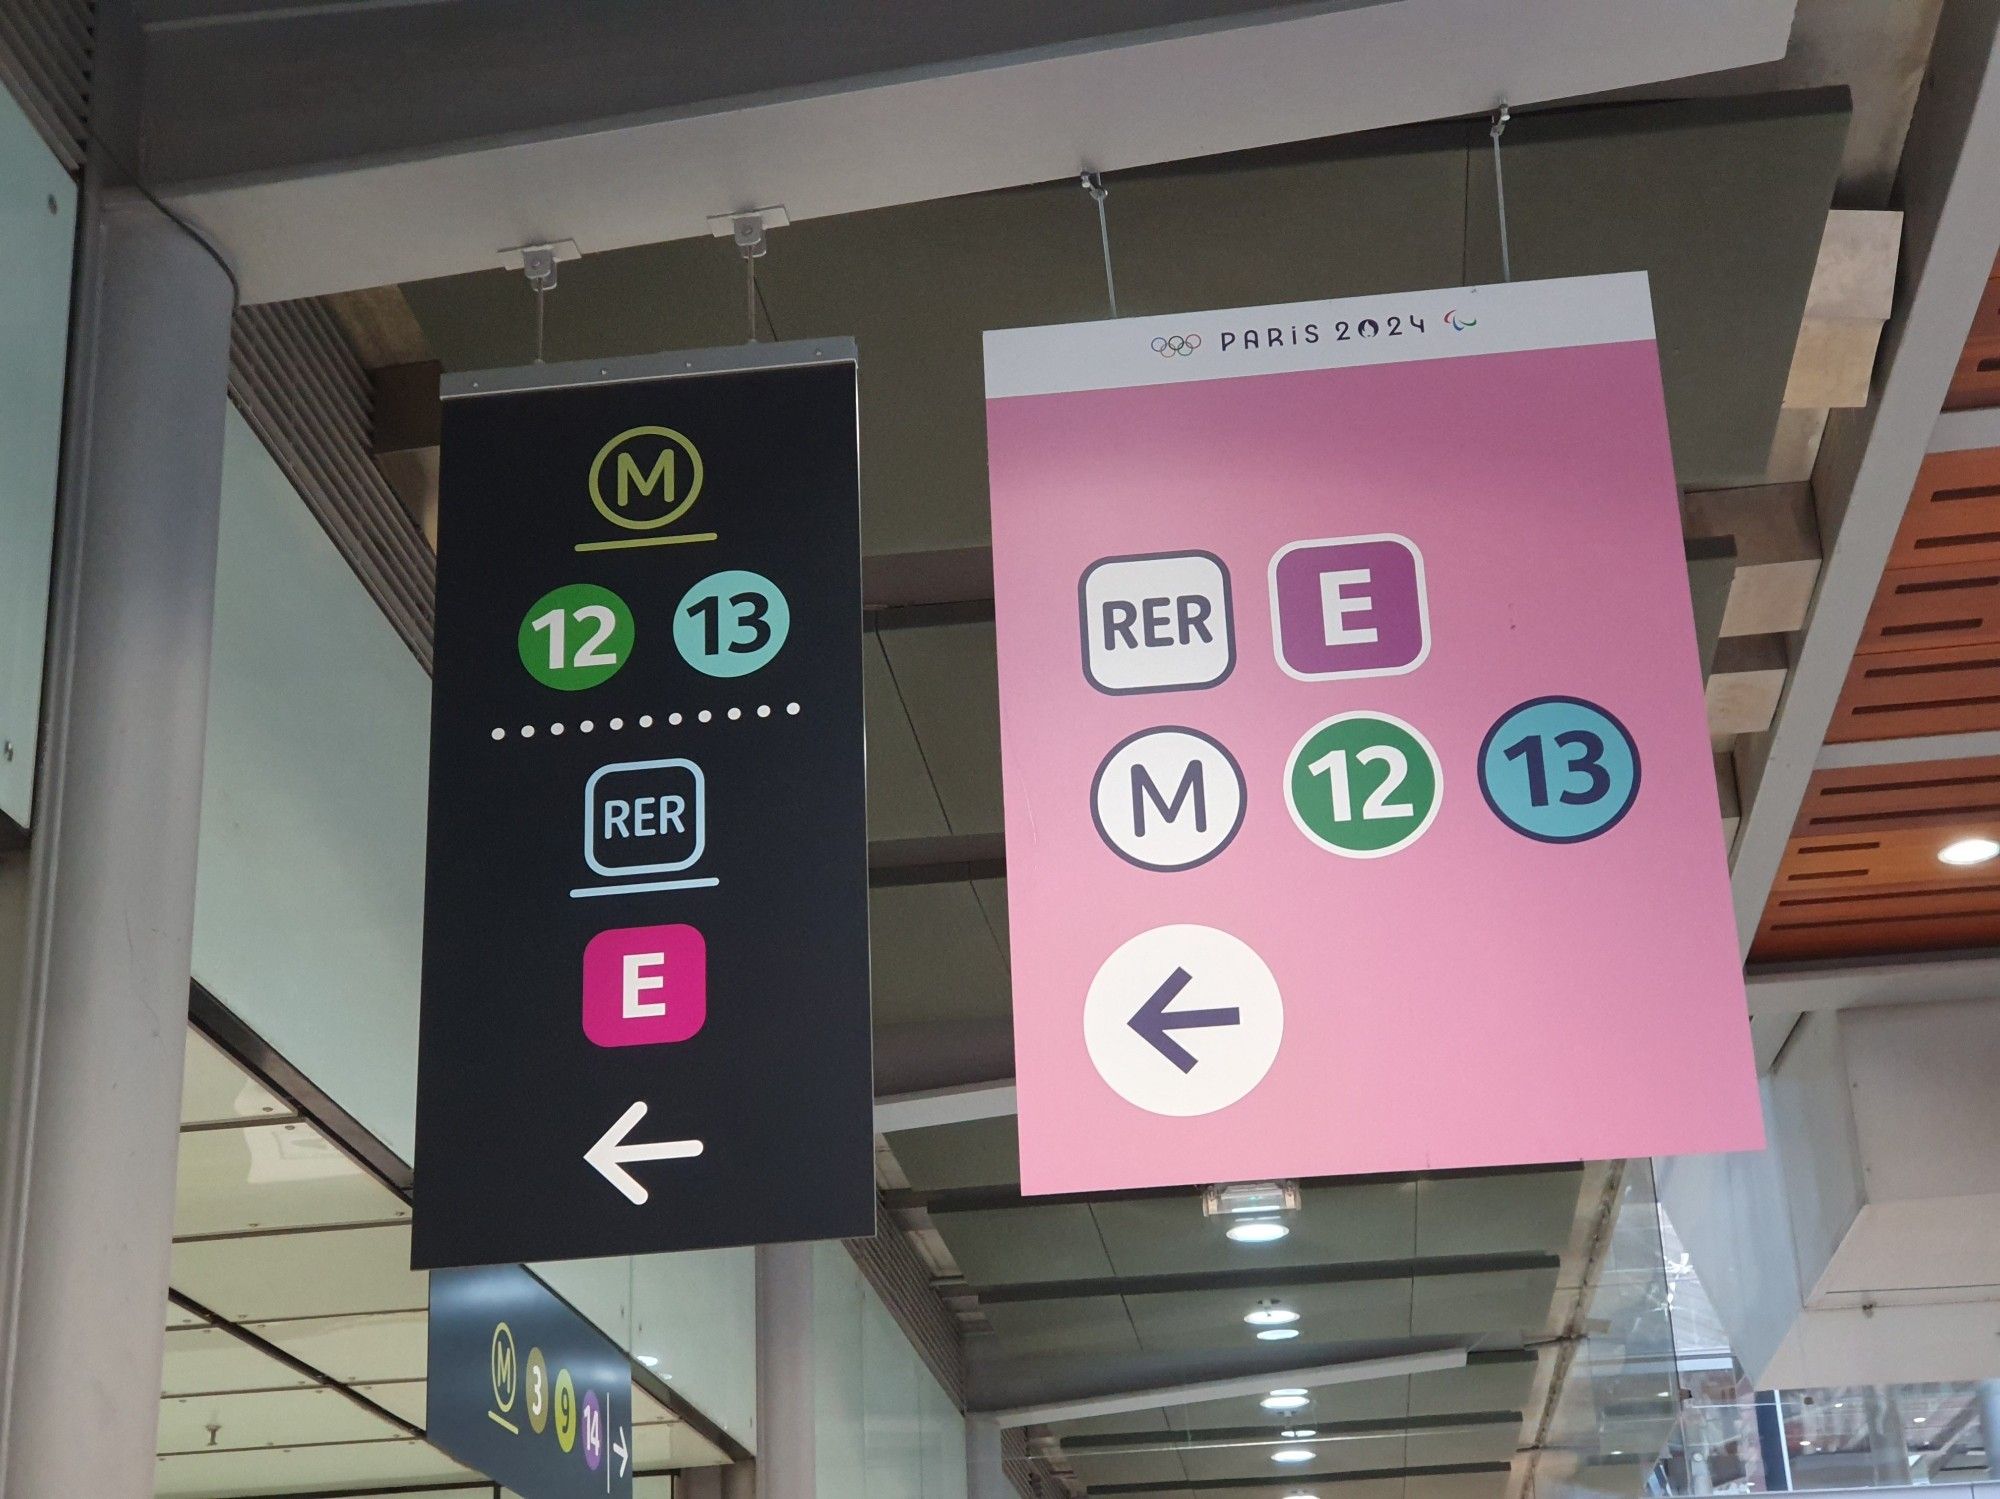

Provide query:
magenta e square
left=582, top=923, right=707, bottom=1048
left=1270, top=533, right=1428, bottom=679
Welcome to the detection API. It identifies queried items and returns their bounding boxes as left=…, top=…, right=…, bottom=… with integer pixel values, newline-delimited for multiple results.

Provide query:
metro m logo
left=586, top=425, right=706, bottom=534
left=1092, top=727, right=1246, bottom=872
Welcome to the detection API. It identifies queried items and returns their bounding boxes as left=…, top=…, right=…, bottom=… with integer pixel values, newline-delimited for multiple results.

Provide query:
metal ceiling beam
left=874, top=1079, right=1020, bottom=1132
left=1061, top=1409, right=1524, bottom=1453
left=1090, top=1459, right=1510, bottom=1494
left=1746, top=947, right=2000, bottom=1013
left=868, top=831, right=1006, bottom=889
left=966, top=1251, right=1559, bottom=1303
left=1726, top=0, right=2000, bottom=1068
left=1815, top=730, right=2000, bottom=768
left=887, top=1160, right=1583, bottom=1212
left=974, top=1344, right=1470, bottom=1428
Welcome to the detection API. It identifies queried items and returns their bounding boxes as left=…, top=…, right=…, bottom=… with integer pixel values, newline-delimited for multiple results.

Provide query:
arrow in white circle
left=613, top=1425, right=629, bottom=1478
left=585, top=1101, right=703, bottom=1205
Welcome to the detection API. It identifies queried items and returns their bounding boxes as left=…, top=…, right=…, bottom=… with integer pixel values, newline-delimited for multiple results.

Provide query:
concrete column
left=755, top=1241, right=817, bottom=1498
left=1978, top=1379, right=2000, bottom=1480
left=967, top=1415, right=1010, bottom=1499
left=0, top=187, right=235, bottom=1495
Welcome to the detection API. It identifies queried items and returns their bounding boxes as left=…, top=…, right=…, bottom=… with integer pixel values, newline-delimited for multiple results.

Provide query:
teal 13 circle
left=672, top=569, right=790, bottom=678
left=1477, top=696, right=1640, bottom=844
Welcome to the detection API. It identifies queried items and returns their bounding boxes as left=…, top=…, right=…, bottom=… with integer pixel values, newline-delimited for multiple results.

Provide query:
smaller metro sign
left=983, top=273, right=1762, bottom=1196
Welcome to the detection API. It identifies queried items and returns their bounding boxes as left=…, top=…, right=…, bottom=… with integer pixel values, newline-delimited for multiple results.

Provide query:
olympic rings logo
left=1150, top=334, right=1202, bottom=357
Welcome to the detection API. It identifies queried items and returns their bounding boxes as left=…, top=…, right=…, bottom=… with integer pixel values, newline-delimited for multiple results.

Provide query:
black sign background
left=428, top=1264, right=632, bottom=1498
left=413, top=345, right=874, bottom=1268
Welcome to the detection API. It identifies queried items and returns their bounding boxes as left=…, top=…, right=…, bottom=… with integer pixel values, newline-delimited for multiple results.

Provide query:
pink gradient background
left=987, top=340, right=1764, bottom=1195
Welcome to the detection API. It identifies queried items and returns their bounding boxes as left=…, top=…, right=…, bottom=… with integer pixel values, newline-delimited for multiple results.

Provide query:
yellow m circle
left=587, top=426, right=704, bottom=531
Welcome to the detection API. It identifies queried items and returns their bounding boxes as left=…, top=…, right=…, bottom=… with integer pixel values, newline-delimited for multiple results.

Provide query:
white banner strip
left=983, top=271, right=1655, bottom=399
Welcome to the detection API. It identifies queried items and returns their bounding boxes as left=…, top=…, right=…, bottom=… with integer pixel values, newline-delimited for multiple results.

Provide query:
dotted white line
left=490, top=702, right=800, bottom=740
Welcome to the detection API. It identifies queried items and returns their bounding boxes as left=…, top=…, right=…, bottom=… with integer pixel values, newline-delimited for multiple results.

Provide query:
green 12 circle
left=1285, top=710, right=1442, bottom=858
left=674, top=569, right=790, bottom=677
left=518, top=584, right=635, bottom=690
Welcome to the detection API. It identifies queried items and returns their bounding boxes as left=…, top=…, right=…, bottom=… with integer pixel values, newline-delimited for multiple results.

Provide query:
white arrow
left=613, top=1425, right=629, bottom=1478
left=585, top=1101, right=703, bottom=1205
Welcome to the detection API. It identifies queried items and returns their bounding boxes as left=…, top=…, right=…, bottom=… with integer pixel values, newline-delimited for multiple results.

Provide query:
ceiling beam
left=1726, top=0, right=2000, bottom=1068
left=887, top=1160, right=1583, bottom=1212
left=1746, top=946, right=2000, bottom=1014
left=1089, top=1460, right=1510, bottom=1494
left=1814, top=729, right=2000, bottom=769
left=874, top=1078, right=1019, bottom=1132
left=975, top=1344, right=1469, bottom=1428
left=965, top=1252, right=1559, bottom=1303
left=1060, top=1410, right=1524, bottom=1453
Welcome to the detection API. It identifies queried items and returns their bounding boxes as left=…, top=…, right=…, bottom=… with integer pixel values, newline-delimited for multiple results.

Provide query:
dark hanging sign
left=413, top=341, right=874, bottom=1269
left=427, top=1264, right=633, bottom=1498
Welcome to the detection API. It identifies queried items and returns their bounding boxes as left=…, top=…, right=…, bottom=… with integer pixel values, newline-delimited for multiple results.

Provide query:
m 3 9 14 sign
left=413, top=342, right=874, bottom=1268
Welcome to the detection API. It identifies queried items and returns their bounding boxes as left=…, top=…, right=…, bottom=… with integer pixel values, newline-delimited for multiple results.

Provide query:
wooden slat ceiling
left=1827, top=448, right=2000, bottom=742
left=1758, top=255, right=2000, bottom=961
left=1752, top=758, right=2000, bottom=961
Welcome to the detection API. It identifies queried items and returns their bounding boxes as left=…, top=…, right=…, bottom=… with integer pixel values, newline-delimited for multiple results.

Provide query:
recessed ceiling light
left=1610, top=1450, right=1624, bottom=1457
left=1914, top=1416, right=1927, bottom=1425
left=1281, top=1428, right=1318, bottom=1439
left=1272, top=1447, right=1315, bottom=1464
left=1245, top=1306, right=1301, bottom=1326
left=1257, top=1327, right=1301, bottom=1341
left=1227, top=1217, right=1291, bottom=1244
left=1261, top=1391, right=1311, bottom=1412
left=1939, top=836, right=2000, bottom=866
left=637, top=1355, right=658, bottom=1367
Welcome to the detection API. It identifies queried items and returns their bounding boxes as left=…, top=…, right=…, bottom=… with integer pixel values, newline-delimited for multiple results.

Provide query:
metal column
left=756, top=1241, right=818, bottom=1498
left=967, top=1415, right=1010, bottom=1499
left=1979, top=1379, right=2000, bottom=1479
left=0, top=186, right=236, bottom=1495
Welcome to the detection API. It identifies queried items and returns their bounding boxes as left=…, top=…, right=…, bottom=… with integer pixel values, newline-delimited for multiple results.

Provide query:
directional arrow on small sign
left=1128, top=966, right=1240, bottom=1072
left=613, top=1425, right=629, bottom=1478
left=585, top=1101, right=703, bottom=1205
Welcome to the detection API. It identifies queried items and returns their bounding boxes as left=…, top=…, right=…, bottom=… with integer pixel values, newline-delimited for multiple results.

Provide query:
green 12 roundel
left=518, top=584, right=634, bottom=690
left=674, top=569, right=791, bottom=678
left=1285, top=710, right=1442, bottom=858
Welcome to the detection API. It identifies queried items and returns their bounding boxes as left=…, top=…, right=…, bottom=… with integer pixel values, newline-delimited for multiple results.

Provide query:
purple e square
left=1273, top=536, right=1426, bottom=678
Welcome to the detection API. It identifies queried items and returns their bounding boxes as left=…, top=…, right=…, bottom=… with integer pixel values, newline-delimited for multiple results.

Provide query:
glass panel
left=0, top=82, right=76, bottom=828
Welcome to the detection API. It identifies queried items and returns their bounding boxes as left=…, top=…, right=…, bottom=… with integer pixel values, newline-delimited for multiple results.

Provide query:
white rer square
left=1078, top=551, right=1235, bottom=695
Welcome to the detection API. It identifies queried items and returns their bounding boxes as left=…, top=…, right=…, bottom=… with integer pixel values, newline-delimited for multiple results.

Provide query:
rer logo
left=1080, top=550, right=1235, bottom=695
left=574, top=759, right=715, bottom=899
left=579, top=426, right=715, bottom=553
left=1269, top=533, right=1429, bottom=681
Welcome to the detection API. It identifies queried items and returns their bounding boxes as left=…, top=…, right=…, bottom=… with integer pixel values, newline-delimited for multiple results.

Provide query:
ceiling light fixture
left=1244, top=1305, right=1301, bottom=1326
left=1939, top=836, right=2000, bottom=867
left=1914, top=1416, right=1927, bottom=1425
left=1227, top=1217, right=1291, bottom=1244
left=1257, top=1327, right=1301, bottom=1341
left=637, top=1355, right=659, bottom=1367
left=1272, top=1448, right=1315, bottom=1464
left=1281, top=1428, right=1318, bottom=1439
left=1261, top=1390, right=1311, bottom=1412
